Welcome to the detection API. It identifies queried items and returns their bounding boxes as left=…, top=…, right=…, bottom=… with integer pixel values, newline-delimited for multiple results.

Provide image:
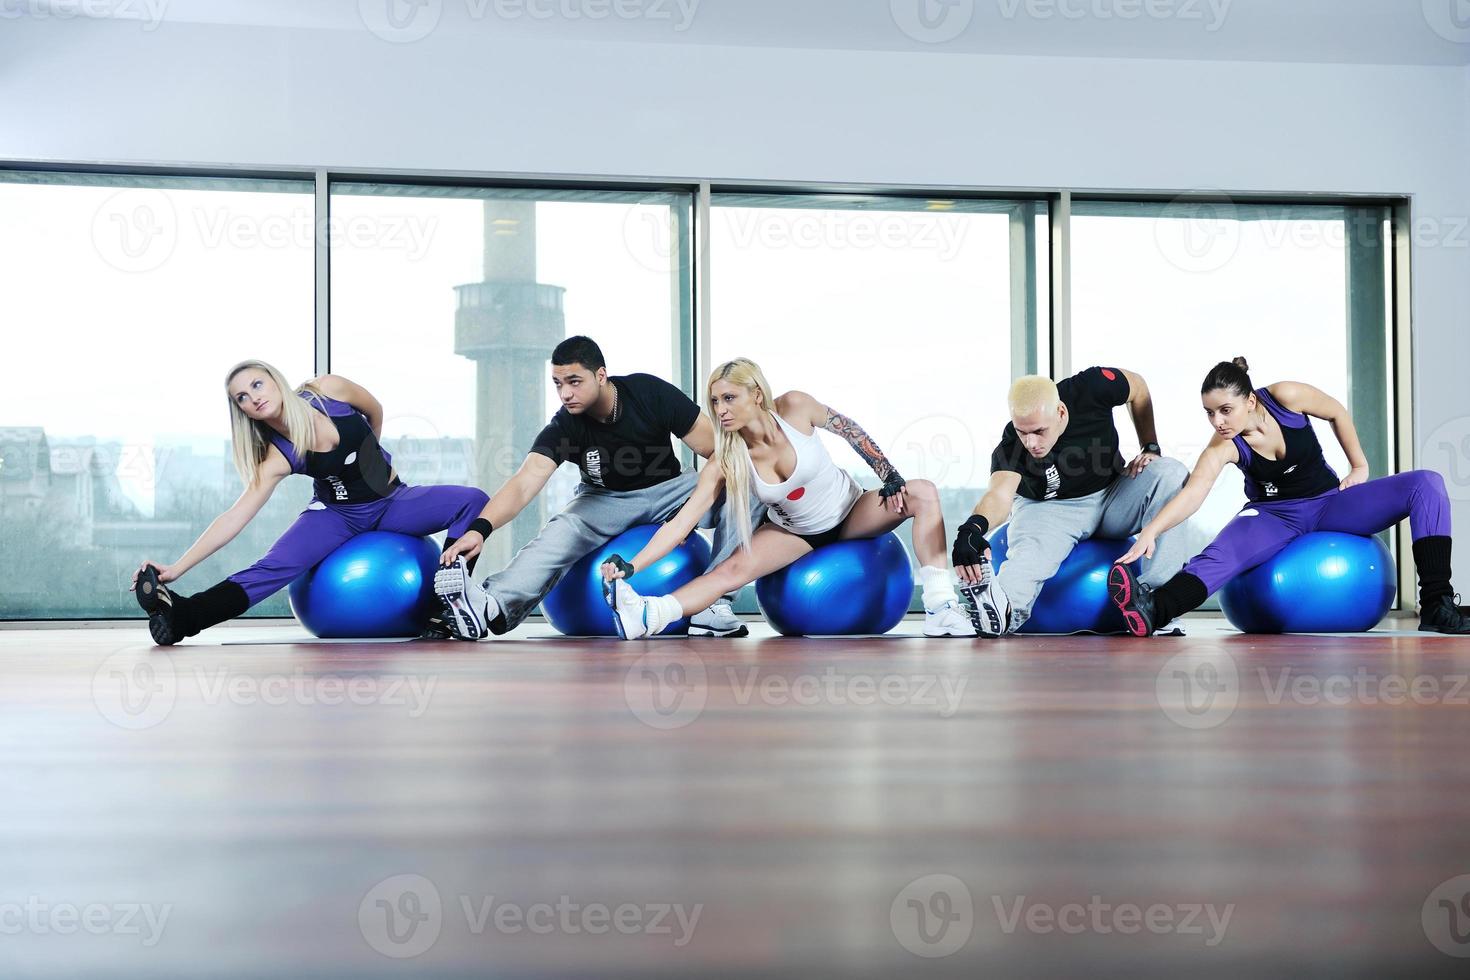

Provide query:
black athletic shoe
left=135, top=565, right=184, bottom=646
left=418, top=613, right=455, bottom=640
left=1419, top=594, right=1470, bottom=635
left=1108, top=563, right=1156, bottom=638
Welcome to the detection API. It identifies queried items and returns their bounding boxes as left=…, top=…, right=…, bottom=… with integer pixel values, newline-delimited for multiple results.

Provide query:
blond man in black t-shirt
left=951, top=367, right=1190, bottom=635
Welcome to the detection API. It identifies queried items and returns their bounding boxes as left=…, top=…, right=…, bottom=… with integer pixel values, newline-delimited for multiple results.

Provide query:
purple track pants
left=227, top=484, right=489, bottom=607
left=1183, top=470, right=1450, bottom=595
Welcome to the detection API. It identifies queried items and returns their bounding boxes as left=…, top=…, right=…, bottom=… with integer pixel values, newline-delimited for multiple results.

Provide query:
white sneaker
left=923, top=601, right=977, bottom=637
left=689, top=601, right=749, bottom=638
left=605, top=578, right=651, bottom=640
left=433, top=557, right=496, bottom=640
left=959, top=558, right=1012, bottom=638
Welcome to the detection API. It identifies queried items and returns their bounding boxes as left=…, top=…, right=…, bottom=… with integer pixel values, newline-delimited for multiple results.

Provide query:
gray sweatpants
left=481, top=470, right=760, bottom=632
left=998, top=457, right=1189, bottom=632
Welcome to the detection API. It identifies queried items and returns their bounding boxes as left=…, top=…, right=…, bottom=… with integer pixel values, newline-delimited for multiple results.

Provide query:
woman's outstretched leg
left=1112, top=502, right=1304, bottom=636
left=609, top=524, right=812, bottom=639
left=139, top=505, right=359, bottom=645
left=136, top=568, right=253, bottom=647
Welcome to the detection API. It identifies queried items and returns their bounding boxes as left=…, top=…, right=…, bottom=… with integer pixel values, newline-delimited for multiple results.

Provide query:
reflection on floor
left=2, top=617, right=1468, bottom=978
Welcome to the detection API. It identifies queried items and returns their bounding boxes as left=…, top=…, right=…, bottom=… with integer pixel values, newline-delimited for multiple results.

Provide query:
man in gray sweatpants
left=434, top=335, right=758, bottom=639
left=952, top=366, right=1190, bottom=634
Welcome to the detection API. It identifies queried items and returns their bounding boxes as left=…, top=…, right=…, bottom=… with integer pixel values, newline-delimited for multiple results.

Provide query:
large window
left=0, top=169, right=1402, bottom=623
left=1070, top=201, right=1394, bottom=584
left=329, top=184, right=692, bottom=574
left=708, top=194, right=1050, bottom=610
left=0, top=173, right=314, bottom=618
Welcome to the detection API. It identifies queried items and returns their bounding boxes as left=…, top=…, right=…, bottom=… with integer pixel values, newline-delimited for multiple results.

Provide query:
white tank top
left=749, top=412, right=863, bottom=536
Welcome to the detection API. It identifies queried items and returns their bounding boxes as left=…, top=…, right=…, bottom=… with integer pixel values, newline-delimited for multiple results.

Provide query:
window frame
left=0, top=160, right=1410, bottom=623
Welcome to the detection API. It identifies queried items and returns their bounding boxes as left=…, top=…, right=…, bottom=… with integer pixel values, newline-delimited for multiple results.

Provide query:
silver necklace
left=601, top=381, right=621, bottom=424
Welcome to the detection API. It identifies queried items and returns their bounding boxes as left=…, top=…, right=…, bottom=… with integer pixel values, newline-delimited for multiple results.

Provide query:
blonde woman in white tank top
left=600, top=358, right=975, bottom=638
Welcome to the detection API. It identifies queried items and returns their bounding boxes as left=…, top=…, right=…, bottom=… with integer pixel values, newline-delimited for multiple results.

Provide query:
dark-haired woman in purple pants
left=1108, top=357, right=1470, bottom=636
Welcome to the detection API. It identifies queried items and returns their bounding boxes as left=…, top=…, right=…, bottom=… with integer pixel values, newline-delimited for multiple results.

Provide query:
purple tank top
left=1231, top=387, right=1338, bottom=502
left=266, top=391, right=399, bottom=504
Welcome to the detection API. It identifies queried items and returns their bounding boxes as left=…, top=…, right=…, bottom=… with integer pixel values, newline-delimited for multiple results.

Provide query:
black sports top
left=266, top=392, right=400, bottom=505
left=1231, top=387, right=1339, bottom=502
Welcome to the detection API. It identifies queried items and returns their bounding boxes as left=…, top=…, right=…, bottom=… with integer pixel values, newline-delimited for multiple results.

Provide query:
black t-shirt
left=530, top=373, right=700, bottom=492
left=991, top=366, right=1131, bottom=501
left=1233, top=387, right=1340, bottom=502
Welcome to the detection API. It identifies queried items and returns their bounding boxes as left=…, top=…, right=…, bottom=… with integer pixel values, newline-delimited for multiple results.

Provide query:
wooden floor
left=2, top=618, right=1469, bottom=978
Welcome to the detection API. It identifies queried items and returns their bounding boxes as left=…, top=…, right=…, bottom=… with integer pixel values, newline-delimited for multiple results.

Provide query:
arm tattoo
left=822, top=405, right=896, bottom=481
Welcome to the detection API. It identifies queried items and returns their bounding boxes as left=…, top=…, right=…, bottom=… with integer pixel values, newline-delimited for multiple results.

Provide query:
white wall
left=5, top=17, right=1470, bottom=577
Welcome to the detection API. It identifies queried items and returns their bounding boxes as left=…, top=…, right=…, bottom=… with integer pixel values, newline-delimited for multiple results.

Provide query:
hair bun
left=1231, top=356, right=1250, bottom=372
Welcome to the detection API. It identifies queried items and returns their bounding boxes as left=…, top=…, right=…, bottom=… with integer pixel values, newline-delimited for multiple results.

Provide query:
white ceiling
left=40, top=0, right=1470, bottom=65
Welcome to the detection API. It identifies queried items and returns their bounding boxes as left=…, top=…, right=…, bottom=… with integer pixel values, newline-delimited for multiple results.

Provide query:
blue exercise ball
left=989, top=525, right=1138, bottom=634
left=542, top=523, right=713, bottom=637
left=289, top=531, right=441, bottom=638
left=1219, top=531, right=1395, bottom=634
left=755, top=532, right=914, bottom=636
